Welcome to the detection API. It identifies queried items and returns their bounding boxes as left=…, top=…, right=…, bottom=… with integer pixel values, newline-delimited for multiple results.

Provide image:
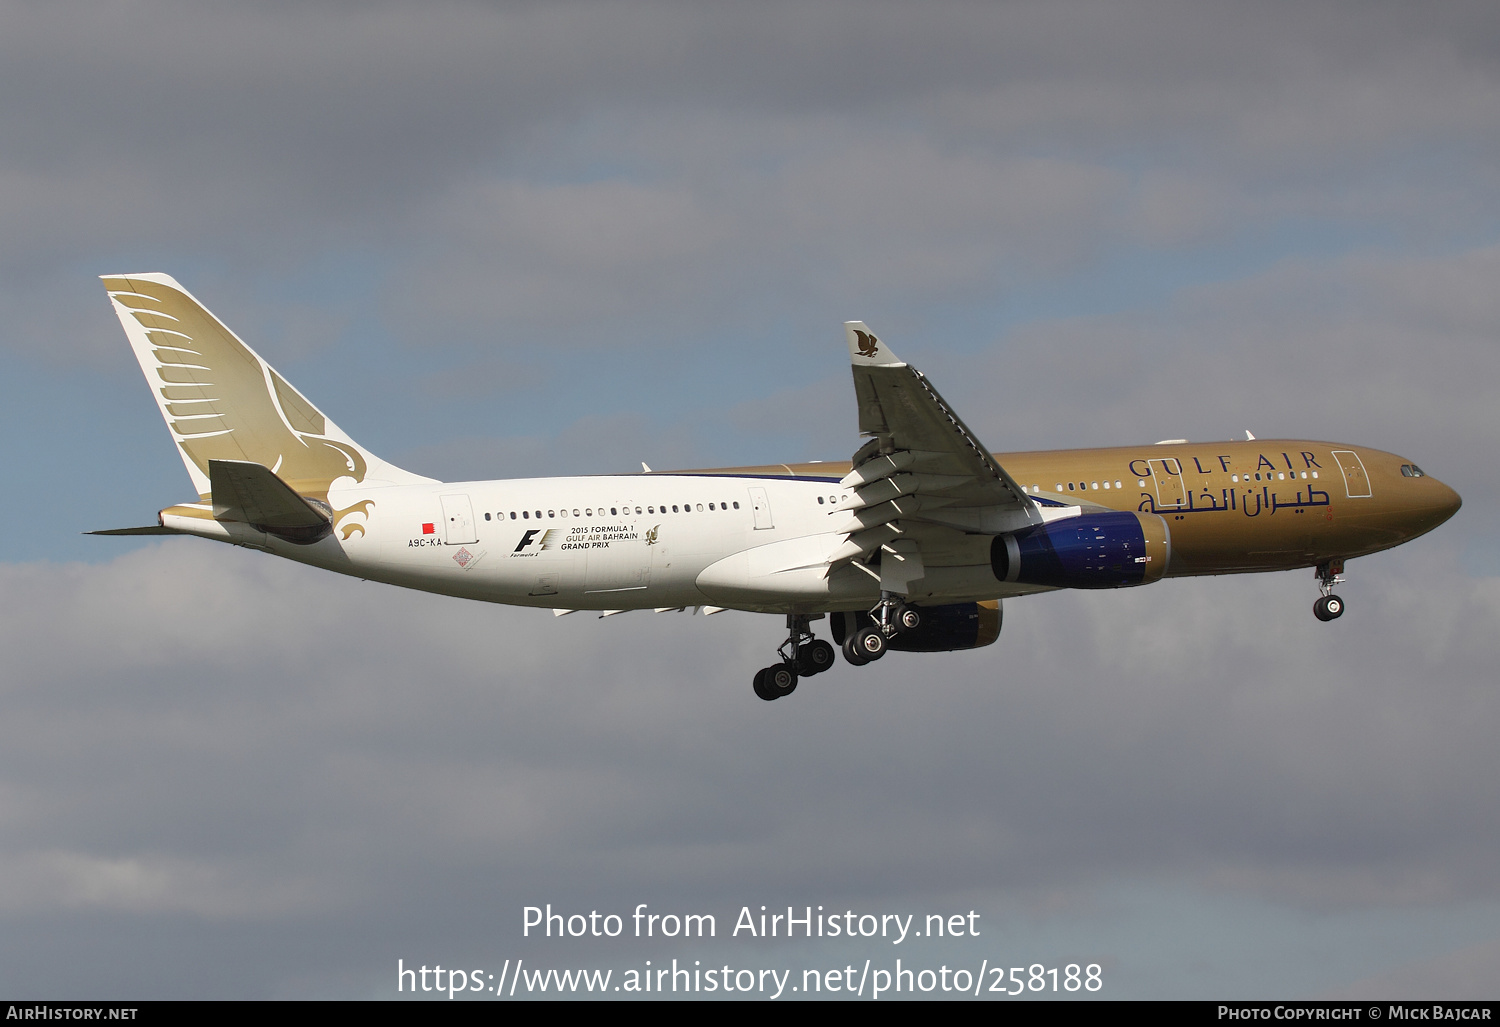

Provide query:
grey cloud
left=937, top=245, right=1500, bottom=500
left=393, top=141, right=1128, bottom=346
left=1, top=517, right=1494, bottom=995
left=5, top=1, right=1500, bottom=360
left=1327, top=937, right=1500, bottom=999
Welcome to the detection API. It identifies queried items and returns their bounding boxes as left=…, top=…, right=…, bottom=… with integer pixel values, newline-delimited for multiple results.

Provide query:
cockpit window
left=1400, top=464, right=1427, bottom=478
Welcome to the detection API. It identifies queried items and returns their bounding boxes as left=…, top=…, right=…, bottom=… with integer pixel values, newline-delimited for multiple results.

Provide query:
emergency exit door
left=440, top=494, right=478, bottom=544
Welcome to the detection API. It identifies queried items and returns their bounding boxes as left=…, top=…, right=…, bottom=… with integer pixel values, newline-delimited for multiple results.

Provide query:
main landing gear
left=753, top=614, right=835, bottom=701
left=842, top=591, right=920, bottom=666
left=752, top=597, right=922, bottom=700
left=1314, top=559, right=1346, bottom=622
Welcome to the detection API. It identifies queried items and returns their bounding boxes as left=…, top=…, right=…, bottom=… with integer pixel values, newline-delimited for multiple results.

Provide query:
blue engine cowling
left=831, top=600, right=1002, bottom=652
left=991, top=511, right=1170, bottom=589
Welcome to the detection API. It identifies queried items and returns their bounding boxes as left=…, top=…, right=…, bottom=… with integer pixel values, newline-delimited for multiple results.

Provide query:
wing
left=828, top=323, right=1043, bottom=581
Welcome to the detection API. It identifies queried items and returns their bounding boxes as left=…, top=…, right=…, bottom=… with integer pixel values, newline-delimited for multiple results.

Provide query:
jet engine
left=832, top=600, right=1002, bottom=653
left=991, top=511, right=1169, bottom=589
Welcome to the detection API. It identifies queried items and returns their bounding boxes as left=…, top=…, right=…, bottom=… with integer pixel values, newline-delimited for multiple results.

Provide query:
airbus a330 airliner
left=95, top=275, right=1461, bottom=701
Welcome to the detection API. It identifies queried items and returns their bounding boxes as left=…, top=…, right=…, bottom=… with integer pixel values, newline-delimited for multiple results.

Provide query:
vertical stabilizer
left=102, top=274, right=434, bottom=498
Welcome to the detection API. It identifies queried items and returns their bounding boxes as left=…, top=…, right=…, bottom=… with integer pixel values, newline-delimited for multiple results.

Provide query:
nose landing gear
left=1314, top=559, right=1345, bottom=621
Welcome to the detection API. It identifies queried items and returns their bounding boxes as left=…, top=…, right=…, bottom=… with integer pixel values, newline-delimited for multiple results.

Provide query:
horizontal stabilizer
left=85, top=525, right=181, bottom=536
left=209, top=459, right=331, bottom=544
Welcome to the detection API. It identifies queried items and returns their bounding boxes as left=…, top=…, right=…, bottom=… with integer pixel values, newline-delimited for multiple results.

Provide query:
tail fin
left=102, top=274, right=433, bottom=499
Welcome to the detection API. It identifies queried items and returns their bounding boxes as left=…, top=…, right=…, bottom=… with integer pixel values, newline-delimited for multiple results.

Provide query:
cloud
left=6, top=1, right=1500, bottom=359
left=1, top=527, right=1494, bottom=985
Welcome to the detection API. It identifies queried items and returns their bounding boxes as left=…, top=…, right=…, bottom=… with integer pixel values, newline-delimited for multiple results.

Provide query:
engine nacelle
left=832, top=600, right=1002, bottom=653
left=991, top=511, right=1169, bottom=589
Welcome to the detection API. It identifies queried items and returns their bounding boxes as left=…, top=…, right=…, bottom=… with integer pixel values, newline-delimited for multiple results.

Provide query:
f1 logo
left=513, top=529, right=541, bottom=553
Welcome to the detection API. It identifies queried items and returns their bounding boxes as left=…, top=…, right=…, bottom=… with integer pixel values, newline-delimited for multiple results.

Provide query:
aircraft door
left=748, top=487, right=774, bottom=529
left=1147, top=459, right=1187, bottom=509
left=440, top=494, right=478, bottom=544
left=1331, top=450, right=1372, bottom=498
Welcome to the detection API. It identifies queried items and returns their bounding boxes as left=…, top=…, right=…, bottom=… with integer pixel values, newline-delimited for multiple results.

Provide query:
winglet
left=845, top=322, right=905, bottom=367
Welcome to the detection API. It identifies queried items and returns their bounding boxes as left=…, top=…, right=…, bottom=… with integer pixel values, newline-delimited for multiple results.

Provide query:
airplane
left=94, top=274, right=1462, bottom=701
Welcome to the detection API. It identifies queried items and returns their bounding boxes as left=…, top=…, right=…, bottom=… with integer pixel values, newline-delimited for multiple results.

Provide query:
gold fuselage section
left=701, top=439, right=1461, bottom=577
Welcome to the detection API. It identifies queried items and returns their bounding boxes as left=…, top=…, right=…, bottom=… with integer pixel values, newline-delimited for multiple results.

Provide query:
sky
left=1, top=0, right=1497, bottom=1000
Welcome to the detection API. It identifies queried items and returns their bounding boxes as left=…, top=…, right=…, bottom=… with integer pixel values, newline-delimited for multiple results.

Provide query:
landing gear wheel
left=842, top=635, right=870, bottom=667
left=897, top=605, right=921, bottom=631
left=752, top=667, right=778, bottom=701
left=797, top=639, right=836, bottom=676
left=765, top=661, right=798, bottom=696
left=1313, top=594, right=1344, bottom=621
left=853, top=625, right=887, bottom=661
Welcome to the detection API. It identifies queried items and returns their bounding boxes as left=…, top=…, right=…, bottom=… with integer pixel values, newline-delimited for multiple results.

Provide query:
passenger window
left=485, top=512, right=491, bottom=521
left=509, top=512, right=516, bottom=520
left=611, top=507, right=617, bottom=515
left=733, top=502, right=740, bottom=509
left=522, top=511, right=529, bottom=519
left=672, top=505, right=679, bottom=512
left=817, top=497, right=824, bottom=505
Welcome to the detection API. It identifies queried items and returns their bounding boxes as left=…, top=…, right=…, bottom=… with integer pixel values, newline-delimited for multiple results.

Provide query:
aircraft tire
left=897, top=606, right=921, bottom=631
left=842, top=635, right=871, bottom=667
left=752, top=667, right=779, bottom=701
left=1314, top=595, right=1344, bottom=621
left=853, top=626, right=888, bottom=661
left=767, top=662, right=798, bottom=696
left=798, top=640, right=836, bottom=676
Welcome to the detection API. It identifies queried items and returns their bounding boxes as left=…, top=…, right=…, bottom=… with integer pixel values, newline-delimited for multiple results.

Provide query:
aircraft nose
left=1433, top=479, right=1462, bottom=524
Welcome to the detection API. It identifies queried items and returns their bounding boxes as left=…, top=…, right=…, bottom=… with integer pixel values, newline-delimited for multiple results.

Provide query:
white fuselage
left=179, top=473, right=1016, bottom=615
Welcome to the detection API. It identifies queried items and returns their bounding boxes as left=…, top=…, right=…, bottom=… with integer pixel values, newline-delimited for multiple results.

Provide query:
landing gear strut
left=1314, top=559, right=1345, bottom=621
left=840, top=592, right=919, bottom=666
left=875, top=590, right=920, bottom=637
left=753, top=614, right=834, bottom=701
